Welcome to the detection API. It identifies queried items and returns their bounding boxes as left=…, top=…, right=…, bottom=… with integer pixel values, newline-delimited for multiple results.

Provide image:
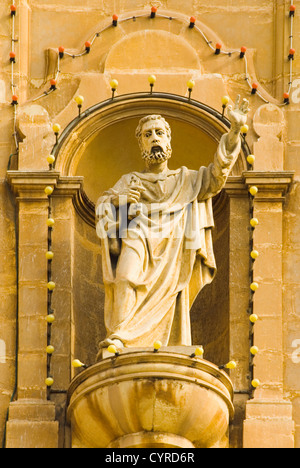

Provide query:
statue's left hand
left=227, top=95, right=250, bottom=130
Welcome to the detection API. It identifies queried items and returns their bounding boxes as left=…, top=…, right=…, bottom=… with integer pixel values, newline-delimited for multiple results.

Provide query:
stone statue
left=96, top=96, right=249, bottom=350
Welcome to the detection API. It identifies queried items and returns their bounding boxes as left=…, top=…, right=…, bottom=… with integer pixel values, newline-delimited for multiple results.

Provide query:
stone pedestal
left=67, top=348, right=235, bottom=449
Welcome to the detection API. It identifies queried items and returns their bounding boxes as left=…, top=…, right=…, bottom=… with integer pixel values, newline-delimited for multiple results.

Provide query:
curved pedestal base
left=108, top=432, right=195, bottom=449
left=67, top=348, right=234, bottom=448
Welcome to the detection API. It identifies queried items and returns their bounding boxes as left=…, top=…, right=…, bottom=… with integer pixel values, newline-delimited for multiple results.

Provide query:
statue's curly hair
left=135, top=115, right=171, bottom=147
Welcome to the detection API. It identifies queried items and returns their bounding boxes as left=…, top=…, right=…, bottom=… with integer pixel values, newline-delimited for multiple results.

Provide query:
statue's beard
left=141, top=145, right=172, bottom=165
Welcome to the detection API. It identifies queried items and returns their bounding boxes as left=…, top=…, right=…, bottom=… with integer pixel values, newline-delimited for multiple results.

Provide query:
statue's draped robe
left=96, top=134, right=241, bottom=347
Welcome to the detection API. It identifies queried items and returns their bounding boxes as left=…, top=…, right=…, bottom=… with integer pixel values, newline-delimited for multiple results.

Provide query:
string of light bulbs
left=44, top=178, right=56, bottom=396
left=13, top=4, right=295, bottom=109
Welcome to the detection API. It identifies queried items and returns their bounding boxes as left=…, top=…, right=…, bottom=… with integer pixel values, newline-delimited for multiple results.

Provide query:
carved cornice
left=243, top=171, right=295, bottom=202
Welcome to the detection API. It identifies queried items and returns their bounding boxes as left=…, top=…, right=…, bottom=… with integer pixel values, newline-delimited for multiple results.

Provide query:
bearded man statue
left=96, top=96, right=249, bottom=350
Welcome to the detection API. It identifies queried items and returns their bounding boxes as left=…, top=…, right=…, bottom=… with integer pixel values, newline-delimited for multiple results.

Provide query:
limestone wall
left=0, top=0, right=300, bottom=448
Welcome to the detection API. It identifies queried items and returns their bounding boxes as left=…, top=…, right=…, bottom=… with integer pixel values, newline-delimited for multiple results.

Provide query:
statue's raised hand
left=227, top=95, right=249, bottom=131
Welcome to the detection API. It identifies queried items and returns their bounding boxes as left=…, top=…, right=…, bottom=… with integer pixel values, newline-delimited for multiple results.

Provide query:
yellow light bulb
left=107, top=344, right=117, bottom=354
left=148, top=75, right=156, bottom=85
left=52, top=123, right=61, bottom=134
left=247, top=154, right=255, bottom=165
left=45, top=377, right=54, bottom=387
left=250, top=218, right=259, bottom=227
left=221, top=95, right=230, bottom=106
left=47, top=218, right=55, bottom=227
left=251, top=250, right=259, bottom=259
left=46, top=251, right=54, bottom=260
left=250, top=282, right=259, bottom=292
left=187, top=79, right=195, bottom=90
left=74, top=95, right=84, bottom=105
left=110, top=79, right=119, bottom=90
left=249, top=314, right=258, bottom=323
left=251, top=378, right=260, bottom=388
left=47, top=281, right=56, bottom=291
left=47, top=155, right=55, bottom=165
left=153, top=340, right=162, bottom=351
left=241, top=124, right=249, bottom=134
left=194, top=346, right=204, bottom=356
left=72, top=359, right=85, bottom=368
left=46, top=345, right=55, bottom=354
left=46, top=314, right=55, bottom=323
left=250, top=346, right=259, bottom=355
left=249, top=186, right=258, bottom=196
left=225, top=361, right=237, bottom=369
left=44, top=186, right=54, bottom=196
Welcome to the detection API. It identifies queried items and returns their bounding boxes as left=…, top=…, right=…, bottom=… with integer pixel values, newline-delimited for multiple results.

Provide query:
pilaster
left=242, top=170, right=295, bottom=448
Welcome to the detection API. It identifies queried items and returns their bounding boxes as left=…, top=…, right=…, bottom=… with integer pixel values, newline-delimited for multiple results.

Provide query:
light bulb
left=249, top=314, right=258, bottom=323
left=107, top=344, right=118, bottom=355
left=45, top=377, right=54, bottom=387
left=72, top=359, right=86, bottom=368
left=47, top=281, right=56, bottom=291
left=250, top=282, right=259, bottom=292
left=47, top=155, right=55, bottom=165
left=221, top=96, right=230, bottom=106
left=250, top=218, right=259, bottom=227
left=148, top=75, right=156, bottom=85
left=47, top=218, right=55, bottom=227
left=225, top=361, right=237, bottom=369
left=187, top=79, right=195, bottom=90
left=46, top=251, right=54, bottom=260
left=74, top=95, right=84, bottom=106
left=46, top=314, right=55, bottom=323
left=249, top=186, right=258, bottom=196
left=153, top=340, right=162, bottom=351
left=247, top=155, right=255, bottom=165
left=241, top=124, right=249, bottom=135
left=110, top=79, right=119, bottom=90
left=52, top=123, right=61, bottom=134
left=194, top=346, right=204, bottom=356
left=251, top=250, right=259, bottom=259
left=251, top=379, right=260, bottom=388
left=250, top=346, right=259, bottom=355
left=46, top=345, right=55, bottom=354
left=44, top=186, right=54, bottom=196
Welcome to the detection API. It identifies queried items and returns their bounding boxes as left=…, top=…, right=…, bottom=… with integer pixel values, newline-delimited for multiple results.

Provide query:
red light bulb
left=85, top=41, right=91, bottom=53
left=240, top=46, right=247, bottom=58
left=151, top=6, right=157, bottom=18
left=288, top=48, right=295, bottom=60
left=251, top=83, right=258, bottom=94
left=290, top=5, right=296, bottom=16
left=215, top=43, right=222, bottom=55
left=11, top=94, right=18, bottom=105
left=112, top=14, right=118, bottom=26
left=58, top=46, right=65, bottom=58
left=10, top=5, right=16, bottom=15
left=189, top=16, right=196, bottom=28
left=50, top=79, right=57, bottom=90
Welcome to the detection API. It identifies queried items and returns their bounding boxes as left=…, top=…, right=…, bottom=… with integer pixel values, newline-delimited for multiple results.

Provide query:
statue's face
left=140, top=119, right=171, bottom=156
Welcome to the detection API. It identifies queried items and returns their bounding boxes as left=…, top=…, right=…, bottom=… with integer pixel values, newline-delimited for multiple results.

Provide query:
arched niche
left=54, top=94, right=247, bottom=215
left=52, top=94, right=249, bottom=370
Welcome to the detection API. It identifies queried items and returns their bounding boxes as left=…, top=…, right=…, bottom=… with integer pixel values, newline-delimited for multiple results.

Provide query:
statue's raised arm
left=225, top=95, right=250, bottom=153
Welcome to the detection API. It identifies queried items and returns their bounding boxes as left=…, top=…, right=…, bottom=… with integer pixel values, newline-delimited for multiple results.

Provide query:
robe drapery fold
left=96, top=134, right=241, bottom=347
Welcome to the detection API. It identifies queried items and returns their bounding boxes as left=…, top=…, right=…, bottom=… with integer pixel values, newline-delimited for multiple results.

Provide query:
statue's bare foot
left=99, top=338, right=124, bottom=349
